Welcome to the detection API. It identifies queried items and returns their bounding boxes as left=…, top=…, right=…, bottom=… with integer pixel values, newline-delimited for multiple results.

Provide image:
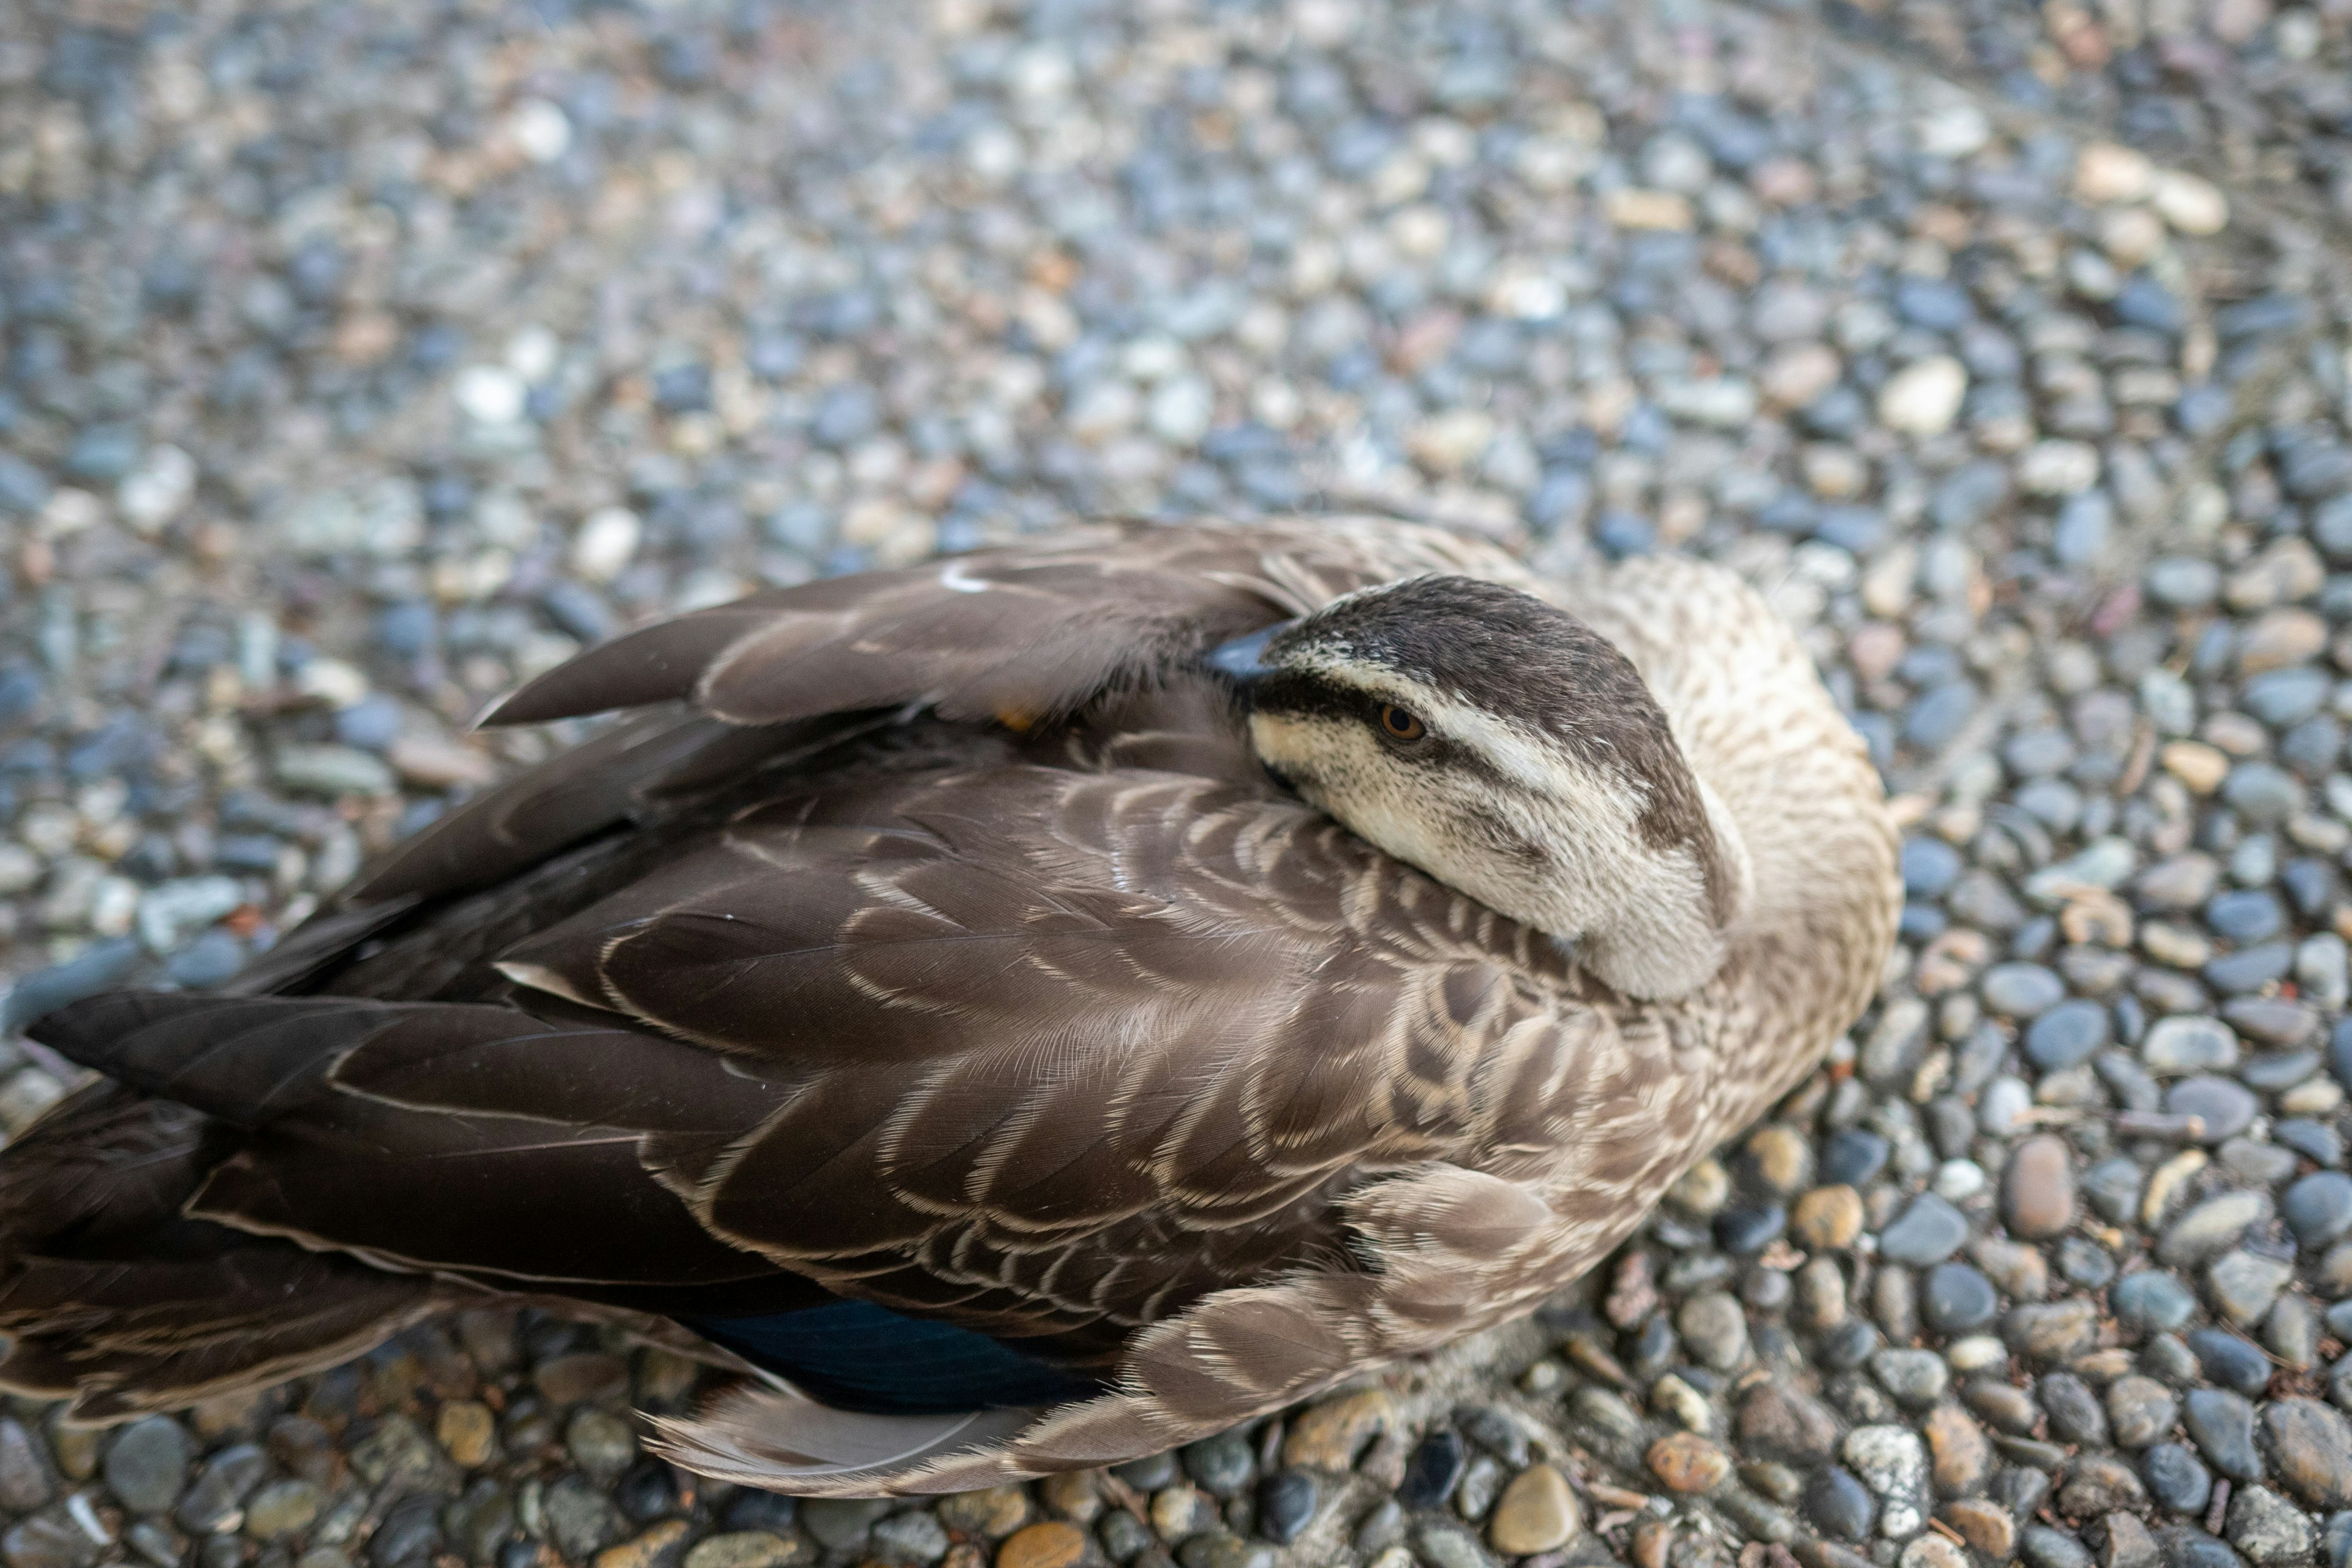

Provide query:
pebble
left=1842, top=1427, right=1929, bottom=1539
left=684, top=1536, right=810, bottom=1568
left=2107, top=1377, right=2180, bottom=1449
left=1879, top=1196, right=1972, bottom=1272
left=995, top=1523, right=1085, bottom=1568
left=1806, top=1466, right=1877, bottom=1541
left=2263, top=1399, right=2352, bottom=1510
left=1487, top=1465, right=1577, bottom=1555
left=1793, top=1185, right=1865, bottom=1250
left=104, top=1418, right=194, bottom=1515
left=2158, top=1191, right=2271, bottom=1266
left=1879, top=357, right=1969, bottom=437
left=2225, top=1487, right=2314, bottom=1567
left=2206, top=1250, right=2294, bottom=1327
left=2144, top=1445, right=2215, bottom=1515
left=2184, top=1389, right=2264, bottom=1482
left=1921, top=1263, right=1999, bottom=1335
left=1646, top=1433, right=1730, bottom=1494
left=1982, top=963, right=2068, bottom=1018
left=2026, top=1001, right=2110, bottom=1069
left=2002, top=1135, right=2076, bottom=1238
left=2285, top=1172, right=2352, bottom=1248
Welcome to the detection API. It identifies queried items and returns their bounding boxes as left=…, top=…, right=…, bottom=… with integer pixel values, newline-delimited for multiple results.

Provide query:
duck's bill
left=1204, top=621, right=1297, bottom=686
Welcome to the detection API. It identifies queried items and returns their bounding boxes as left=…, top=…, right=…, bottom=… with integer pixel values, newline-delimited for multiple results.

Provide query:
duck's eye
left=1377, top=704, right=1427, bottom=744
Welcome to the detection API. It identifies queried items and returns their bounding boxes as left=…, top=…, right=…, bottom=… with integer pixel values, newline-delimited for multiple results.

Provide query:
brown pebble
left=1630, top=1519, right=1675, bottom=1568
left=1646, top=1432, right=1731, bottom=1493
left=682, top=1534, right=812, bottom=1568
left=2002, top=1135, right=2076, bottom=1239
left=1942, top=1499, right=2017, bottom=1559
left=1035, top=1472, right=1098, bottom=1524
left=1737, top=1384, right=1841, bottom=1466
left=1281, top=1389, right=1393, bottom=1471
left=941, top=1485, right=1033, bottom=1539
left=995, top=1521, right=1086, bottom=1568
left=1488, top=1464, right=1581, bottom=1555
left=1746, top=1125, right=1812, bottom=1194
left=2096, top=1511, right=2160, bottom=1568
left=1923, top=1403, right=1990, bottom=1495
left=594, top=1520, right=690, bottom=1568
left=534, top=1352, right=629, bottom=1406
left=437, top=1401, right=496, bottom=1468
left=1791, top=1185, right=1864, bottom=1250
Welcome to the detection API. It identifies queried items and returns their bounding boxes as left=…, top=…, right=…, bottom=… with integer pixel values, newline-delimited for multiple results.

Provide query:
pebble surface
left=7, top=0, right=2352, bottom=1567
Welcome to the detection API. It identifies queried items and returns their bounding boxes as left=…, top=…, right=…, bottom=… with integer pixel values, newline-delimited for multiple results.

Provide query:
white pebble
left=1915, top=101, right=1991, bottom=159
left=507, top=325, right=562, bottom=382
left=117, top=445, right=197, bottom=533
left=508, top=98, right=573, bottom=163
left=1877, top=356, right=1968, bottom=437
left=2150, top=170, right=2228, bottom=235
left=2017, top=439, right=2101, bottom=497
left=571, top=507, right=642, bottom=582
left=2074, top=143, right=2154, bottom=204
left=1932, top=1159, right=1986, bottom=1201
left=1147, top=375, right=1214, bottom=446
left=454, top=364, right=527, bottom=424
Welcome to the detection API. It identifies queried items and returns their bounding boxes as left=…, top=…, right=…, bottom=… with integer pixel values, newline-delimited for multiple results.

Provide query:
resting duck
left=0, top=516, right=1897, bottom=1495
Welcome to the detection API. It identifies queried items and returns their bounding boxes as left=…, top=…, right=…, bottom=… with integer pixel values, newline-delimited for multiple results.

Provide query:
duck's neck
left=1545, top=777, right=1754, bottom=1003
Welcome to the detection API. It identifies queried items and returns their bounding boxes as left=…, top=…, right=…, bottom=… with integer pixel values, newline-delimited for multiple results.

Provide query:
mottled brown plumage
left=0, top=517, right=1897, bottom=1494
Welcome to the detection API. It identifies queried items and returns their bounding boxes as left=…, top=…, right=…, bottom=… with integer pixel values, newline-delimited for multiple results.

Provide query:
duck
left=0, top=515, right=1898, bottom=1496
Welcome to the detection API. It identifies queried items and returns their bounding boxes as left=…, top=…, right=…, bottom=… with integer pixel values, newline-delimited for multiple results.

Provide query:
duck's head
left=1208, top=575, right=1752, bottom=1001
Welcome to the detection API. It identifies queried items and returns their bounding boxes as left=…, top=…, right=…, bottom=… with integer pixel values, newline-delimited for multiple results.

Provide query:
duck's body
left=0, top=518, right=1896, bottom=1494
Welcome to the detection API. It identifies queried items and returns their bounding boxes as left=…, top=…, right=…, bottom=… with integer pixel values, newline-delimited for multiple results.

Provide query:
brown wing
left=481, top=517, right=1528, bottom=728
left=34, top=756, right=1593, bottom=1361
left=471, top=760, right=1593, bottom=1348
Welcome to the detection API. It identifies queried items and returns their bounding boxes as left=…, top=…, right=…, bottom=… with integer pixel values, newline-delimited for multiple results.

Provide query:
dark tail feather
left=0, top=1081, right=447, bottom=1422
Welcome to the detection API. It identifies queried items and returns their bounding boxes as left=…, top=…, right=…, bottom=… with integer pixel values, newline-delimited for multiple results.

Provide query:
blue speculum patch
left=682, top=1299, right=1109, bottom=1414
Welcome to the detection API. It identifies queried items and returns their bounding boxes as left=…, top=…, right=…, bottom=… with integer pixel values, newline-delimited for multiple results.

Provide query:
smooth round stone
left=1947, top=1336, right=2008, bottom=1374
left=2224, top=763, right=2304, bottom=824
left=1902, top=838, right=1963, bottom=897
left=1879, top=1193, right=1970, bottom=1267
left=2278, top=1120, right=2344, bottom=1166
left=103, top=1416, right=195, bottom=1515
left=2113, top=1271, right=2197, bottom=1333
left=2107, top=1376, right=2180, bottom=1449
left=1821, top=1129, right=1891, bottom=1186
left=2082, top=1158, right=2146, bottom=1225
left=2207, top=890, right=2286, bottom=944
left=1981, top=962, right=2067, bottom=1018
left=2054, top=1235, right=2116, bottom=1290
left=1803, top=1466, right=1876, bottom=1542
left=1256, top=1472, right=1315, bottom=1546
left=2184, top=1389, right=2264, bottom=1482
left=2285, top=1173, right=2352, bottom=1249
left=2144, top=1019, right=2244, bottom=1080
left=1184, top=1430, right=1254, bottom=1498
left=2246, top=669, right=2333, bottom=726
left=2241, top=1047, right=2323, bottom=1091
left=2206, top=941, right=2310, bottom=993
left=2166, top=1076, right=2259, bottom=1142
left=2147, top=558, right=2221, bottom=609
left=1871, top=1349, right=1949, bottom=1408
left=2024, top=1000, right=2109, bottom=1069
left=2188, top=1330, right=2274, bottom=1396
left=2146, top=1444, right=2215, bottom=1514
left=2021, top=1525, right=2095, bottom=1568
left=1905, top=683, right=1978, bottom=751
left=1484, top=1465, right=1577, bottom=1556
left=1716, top=1204, right=1786, bottom=1254
left=1395, top=1431, right=1465, bottom=1510
left=2001, top=1134, right=2076, bottom=1237
left=1921, top=1264, right=1998, bottom=1335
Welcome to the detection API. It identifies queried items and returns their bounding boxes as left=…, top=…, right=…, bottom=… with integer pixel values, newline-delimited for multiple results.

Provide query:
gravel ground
left=6, top=2, right=2352, bottom=1568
